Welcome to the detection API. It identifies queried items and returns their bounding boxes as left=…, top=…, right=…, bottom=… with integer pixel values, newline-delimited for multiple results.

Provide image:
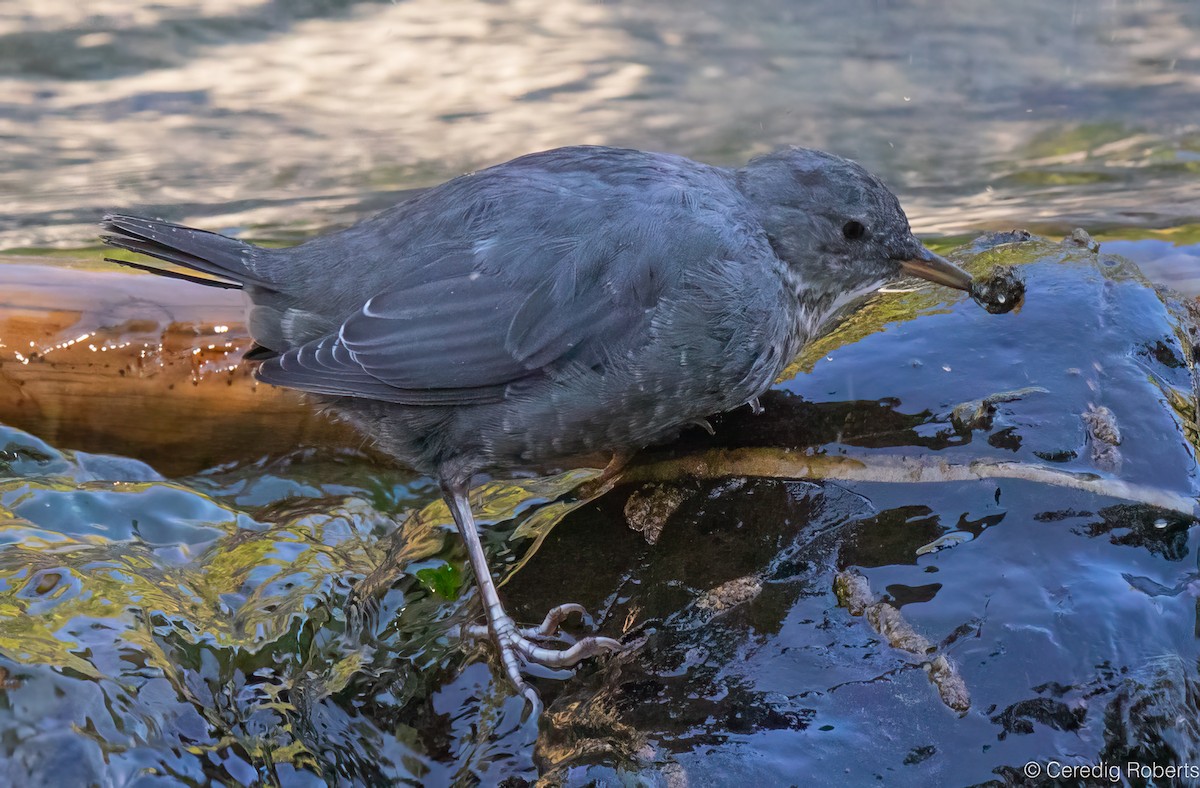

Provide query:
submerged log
left=0, top=259, right=357, bottom=476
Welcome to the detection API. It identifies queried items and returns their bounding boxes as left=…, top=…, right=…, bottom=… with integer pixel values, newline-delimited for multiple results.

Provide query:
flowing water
left=2, top=1, right=1200, bottom=785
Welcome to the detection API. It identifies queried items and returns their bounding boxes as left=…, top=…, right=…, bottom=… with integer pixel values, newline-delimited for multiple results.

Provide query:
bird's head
left=736, top=147, right=971, bottom=298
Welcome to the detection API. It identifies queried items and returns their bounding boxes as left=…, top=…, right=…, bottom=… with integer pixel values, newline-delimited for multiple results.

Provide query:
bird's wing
left=257, top=265, right=643, bottom=404
left=257, top=151, right=762, bottom=405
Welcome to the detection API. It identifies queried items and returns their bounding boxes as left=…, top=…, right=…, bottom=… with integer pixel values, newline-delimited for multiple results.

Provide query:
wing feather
left=255, top=148, right=759, bottom=405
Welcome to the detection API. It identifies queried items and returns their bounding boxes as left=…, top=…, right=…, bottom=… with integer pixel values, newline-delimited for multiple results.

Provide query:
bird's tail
left=101, top=213, right=273, bottom=290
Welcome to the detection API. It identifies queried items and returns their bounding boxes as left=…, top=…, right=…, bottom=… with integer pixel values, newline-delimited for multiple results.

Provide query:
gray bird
left=102, top=145, right=977, bottom=703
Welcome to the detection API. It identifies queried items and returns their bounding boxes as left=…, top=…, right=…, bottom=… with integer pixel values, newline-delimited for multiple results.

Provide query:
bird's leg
left=575, top=450, right=633, bottom=500
left=596, top=450, right=633, bottom=486
left=441, top=480, right=623, bottom=702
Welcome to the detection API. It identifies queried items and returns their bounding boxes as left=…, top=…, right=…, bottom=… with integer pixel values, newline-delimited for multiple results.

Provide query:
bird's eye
left=842, top=220, right=867, bottom=241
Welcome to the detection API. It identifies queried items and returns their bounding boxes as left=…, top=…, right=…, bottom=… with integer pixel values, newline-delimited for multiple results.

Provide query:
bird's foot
left=461, top=603, right=623, bottom=701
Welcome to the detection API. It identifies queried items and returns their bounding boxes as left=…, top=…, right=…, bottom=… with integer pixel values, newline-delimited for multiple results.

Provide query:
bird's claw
left=461, top=604, right=624, bottom=695
left=523, top=602, right=589, bottom=637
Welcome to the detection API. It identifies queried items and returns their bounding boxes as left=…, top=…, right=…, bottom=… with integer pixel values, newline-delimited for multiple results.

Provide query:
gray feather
left=101, top=214, right=270, bottom=288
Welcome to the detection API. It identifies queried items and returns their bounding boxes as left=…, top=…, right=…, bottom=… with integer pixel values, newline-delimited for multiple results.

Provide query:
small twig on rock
left=621, top=448, right=1196, bottom=518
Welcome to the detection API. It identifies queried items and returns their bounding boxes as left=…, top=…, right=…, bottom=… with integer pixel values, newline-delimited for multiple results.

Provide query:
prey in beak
left=895, top=241, right=1025, bottom=314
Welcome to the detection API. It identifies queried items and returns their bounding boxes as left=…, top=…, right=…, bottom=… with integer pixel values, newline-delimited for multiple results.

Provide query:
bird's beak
left=898, top=247, right=973, bottom=292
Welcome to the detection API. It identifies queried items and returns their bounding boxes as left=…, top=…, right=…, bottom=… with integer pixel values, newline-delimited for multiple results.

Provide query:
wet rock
left=866, top=601, right=934, bottom=654
left=833, top=569, right=873, bottom=615
left=623, top=483, right=689, bottom=545
left=834, top=570, right=970, bottom=714
left=1083, top=403, right=1122, bottom=446
left=1083, top=403, right=1122, bottom=472
left=695, top=575, right=763, bottom=614
left=1065, top=227, right=1101, bottom=253
left=949, top=386, right=1048, bottom=432
left=1100, top=655, right=1200, bottom=768
left=927, top=655, right=971, bottom=714
left=969, top=229, right=1034, bottom=251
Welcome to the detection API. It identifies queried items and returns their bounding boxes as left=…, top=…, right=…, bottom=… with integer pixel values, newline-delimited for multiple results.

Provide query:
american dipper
left=102, top=145, right=995, bottom=703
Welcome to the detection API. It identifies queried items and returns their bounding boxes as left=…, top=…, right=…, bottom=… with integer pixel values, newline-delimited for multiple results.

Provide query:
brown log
left=0, top=259, right=359, bottom=477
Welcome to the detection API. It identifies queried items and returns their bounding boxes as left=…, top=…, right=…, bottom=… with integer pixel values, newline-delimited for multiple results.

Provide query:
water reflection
left=1, top=0, right=1198, bottom=249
